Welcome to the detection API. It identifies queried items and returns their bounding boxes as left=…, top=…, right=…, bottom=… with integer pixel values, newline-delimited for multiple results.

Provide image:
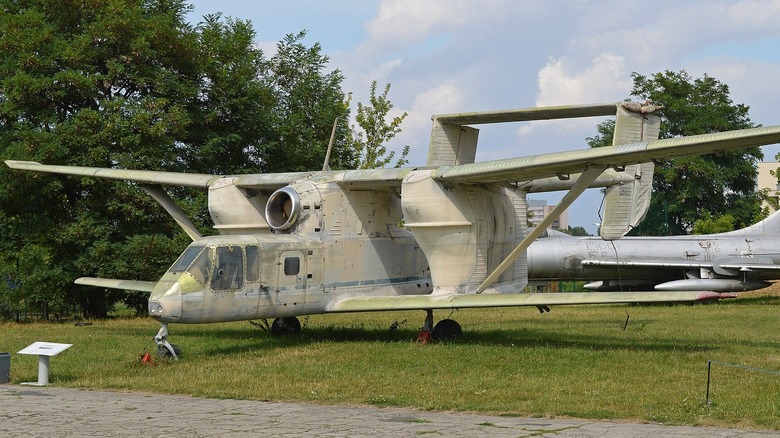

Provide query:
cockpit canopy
left=168, top=243, right=261, bottom=291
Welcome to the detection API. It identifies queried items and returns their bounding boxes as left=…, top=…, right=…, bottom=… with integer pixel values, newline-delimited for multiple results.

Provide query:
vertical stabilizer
left=599, top=102, right=661, bottom=240
left=427, top=119, right=479, bottom=166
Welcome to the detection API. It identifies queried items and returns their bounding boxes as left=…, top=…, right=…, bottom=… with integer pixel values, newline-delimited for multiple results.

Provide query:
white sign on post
left=18, top=342, right=73, bottom=386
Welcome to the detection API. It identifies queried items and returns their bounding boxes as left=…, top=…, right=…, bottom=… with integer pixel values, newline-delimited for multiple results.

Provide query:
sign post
left=17, top=342, right=72, bottom=386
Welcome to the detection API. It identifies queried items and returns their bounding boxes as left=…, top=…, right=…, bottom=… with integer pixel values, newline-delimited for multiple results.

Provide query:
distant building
left=757, top=162, right=780, bottom=212
left=527, top=199, right=568, bottom=231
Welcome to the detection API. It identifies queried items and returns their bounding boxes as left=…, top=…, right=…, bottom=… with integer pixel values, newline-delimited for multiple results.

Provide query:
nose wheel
left=154, top=323, right=181, bottom=359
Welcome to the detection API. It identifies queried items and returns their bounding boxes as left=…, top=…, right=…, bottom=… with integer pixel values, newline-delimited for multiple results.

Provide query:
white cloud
left=359, top=0, right=512, bottom=58
left=511, top=54, right=632, bottom=141
left=387, top=81, right=466, bottom=163
left=536, top=53, right=630, bottom=106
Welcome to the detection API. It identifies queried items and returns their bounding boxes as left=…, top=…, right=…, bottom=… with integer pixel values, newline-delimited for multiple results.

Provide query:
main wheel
left=431, top=319, right=462, bottom=342
left=270, top=317, right=302, bottom=336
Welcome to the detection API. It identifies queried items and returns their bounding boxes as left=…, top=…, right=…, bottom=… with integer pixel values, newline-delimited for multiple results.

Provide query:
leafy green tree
left=348, top=81, right=410, bottom=169
left=587, top=70, right=763, bottom=235
left=1, top=0, right=199, bottom=318
left=262, top=31, right=355, bottom=172
left=691, top=213, right=735, bottom=234
left=561, top=225, right=590, bottom=236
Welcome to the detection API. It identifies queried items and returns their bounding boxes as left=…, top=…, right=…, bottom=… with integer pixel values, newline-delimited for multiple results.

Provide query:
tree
left=561, top=226, right=590, bottom=236
left=587, top=70, right=763, bottom=235
left=691, top=213, right=735, bottom=234
left=262, top=31, right=355, bottom=172
left=0, top=2, right=352, bottom=318
left=347, top=81, right=410, bottom=169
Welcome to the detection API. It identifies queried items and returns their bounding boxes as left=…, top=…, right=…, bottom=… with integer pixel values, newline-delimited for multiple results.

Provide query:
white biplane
left=7, top=102, right=780, bottom=357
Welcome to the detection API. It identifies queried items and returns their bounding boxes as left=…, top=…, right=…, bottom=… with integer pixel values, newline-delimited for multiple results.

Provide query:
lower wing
left=327, top=291, right=733, bottom=313
left=75, top=277, right=156, bottom=293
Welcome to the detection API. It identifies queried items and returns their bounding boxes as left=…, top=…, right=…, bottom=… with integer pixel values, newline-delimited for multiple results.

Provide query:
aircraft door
left=276, top=250, right=307, bottom=310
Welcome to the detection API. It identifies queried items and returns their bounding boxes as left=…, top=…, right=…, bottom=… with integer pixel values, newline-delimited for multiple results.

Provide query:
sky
left=186, top=0, right=780, bottom=235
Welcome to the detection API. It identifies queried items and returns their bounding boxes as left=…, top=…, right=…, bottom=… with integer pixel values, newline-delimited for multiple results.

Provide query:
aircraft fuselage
left=528, top=230, right=780, bottom=291
left=149, top=224, right=431, bottom=324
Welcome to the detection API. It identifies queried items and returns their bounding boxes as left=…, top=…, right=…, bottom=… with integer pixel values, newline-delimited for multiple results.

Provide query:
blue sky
left=186, top=0, right=780, bottom=234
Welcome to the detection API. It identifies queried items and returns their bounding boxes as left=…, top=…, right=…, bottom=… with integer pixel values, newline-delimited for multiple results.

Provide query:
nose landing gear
left=154, top=323, right=182, bottom=359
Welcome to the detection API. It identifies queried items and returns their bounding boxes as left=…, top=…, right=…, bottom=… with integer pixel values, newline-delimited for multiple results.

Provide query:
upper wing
left=435, top=126, right=780, bottom=184
left=75, top=277, right=156, bottom=293
left=9, top=127, right=780, bottom=190
left=326, top=291, right=734, bottom=313
left=4, top=160, right=221, bottom=188
left=4, top=159, right=405, bottom=190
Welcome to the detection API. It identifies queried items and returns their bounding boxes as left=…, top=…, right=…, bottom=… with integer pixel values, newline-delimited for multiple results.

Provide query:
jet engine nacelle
left=265, top=181, right=321, bottom=233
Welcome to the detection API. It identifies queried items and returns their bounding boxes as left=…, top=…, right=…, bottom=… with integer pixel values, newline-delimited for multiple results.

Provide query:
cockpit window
left=187, top=247, right=213, bottom=285
left=211, top=246, right=244, bottom=290
left=169, top=245, right=206, bottom=274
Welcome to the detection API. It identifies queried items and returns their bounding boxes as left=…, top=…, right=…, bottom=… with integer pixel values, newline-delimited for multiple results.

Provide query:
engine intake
left=266, top=187, right=300, bottom=231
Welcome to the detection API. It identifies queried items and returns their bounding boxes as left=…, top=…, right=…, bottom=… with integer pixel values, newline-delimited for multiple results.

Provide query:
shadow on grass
left=191, top=320, right=721, bottom=357
left=464, top=328, right=716, bottom=353
left=725, top=294, right=780, bottom=306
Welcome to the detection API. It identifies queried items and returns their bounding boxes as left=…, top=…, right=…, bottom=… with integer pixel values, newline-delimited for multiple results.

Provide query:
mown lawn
left=2, top=292, right=779, bottom=430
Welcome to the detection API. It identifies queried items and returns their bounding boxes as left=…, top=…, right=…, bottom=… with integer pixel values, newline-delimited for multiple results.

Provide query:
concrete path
left=1, top=385, right=778, bottom=437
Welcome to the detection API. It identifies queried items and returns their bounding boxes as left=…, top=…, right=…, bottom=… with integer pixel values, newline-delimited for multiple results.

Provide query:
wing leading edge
left=8, top=125, right=780, bottom=190
left=75, top=277, right=156, bottom=293
left=435, top=125, right=780, bottom=184
left=327, top=291, right=734, bottom=313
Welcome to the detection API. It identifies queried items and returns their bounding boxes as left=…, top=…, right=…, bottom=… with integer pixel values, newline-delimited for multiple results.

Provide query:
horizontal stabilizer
left=327, top=291, right=734, bottom=313
left=75, top=277, right=156, bottom=293
left=432, top=103, right=619, bottom=126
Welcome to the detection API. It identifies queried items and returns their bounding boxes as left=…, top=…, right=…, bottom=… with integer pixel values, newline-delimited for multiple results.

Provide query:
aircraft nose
left=148, top=281, right=182, bottom=322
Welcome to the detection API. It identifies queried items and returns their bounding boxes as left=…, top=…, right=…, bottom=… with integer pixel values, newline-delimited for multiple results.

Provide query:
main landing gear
left=418, top=310, right=463, bottom=343
left=154, top=323, right=182, bottom=359
left=270, top=317, right=302, bottom=336
left=249, top=317, right=303, bottom=336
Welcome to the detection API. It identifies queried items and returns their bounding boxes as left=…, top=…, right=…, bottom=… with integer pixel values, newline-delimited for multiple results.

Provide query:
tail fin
left=721, top=209, right=780, bottom=236
left=599, top=102, right=661, bottom=240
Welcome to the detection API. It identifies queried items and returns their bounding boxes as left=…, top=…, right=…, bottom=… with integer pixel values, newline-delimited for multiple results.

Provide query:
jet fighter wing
left=327, top=290, right=734, bottom=313
left=75, top=277, right=156, bottom=293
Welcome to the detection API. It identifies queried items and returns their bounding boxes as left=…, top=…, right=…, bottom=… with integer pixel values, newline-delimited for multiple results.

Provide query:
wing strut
left=141, top=184, right=202, bottom=241
left=477, top=165, right=606, bottom=293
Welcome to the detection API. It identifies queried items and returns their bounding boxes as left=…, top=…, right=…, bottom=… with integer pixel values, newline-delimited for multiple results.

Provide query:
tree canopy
left=347, top=81, right=410, bottom=169
left=587, top=70, right=764, bottom=235
left=0, top=0, right=359, bottom=319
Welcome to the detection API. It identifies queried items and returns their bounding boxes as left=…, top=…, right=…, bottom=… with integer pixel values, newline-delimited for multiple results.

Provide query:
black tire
left=157, top=343, right=182, bottom=358
left=270, top=317, right=302, bottom=336
left=431, top=319, right=462, bottom=342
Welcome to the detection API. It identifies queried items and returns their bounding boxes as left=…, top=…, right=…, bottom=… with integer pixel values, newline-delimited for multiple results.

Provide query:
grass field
left=2, top=291, right=780, bottom=430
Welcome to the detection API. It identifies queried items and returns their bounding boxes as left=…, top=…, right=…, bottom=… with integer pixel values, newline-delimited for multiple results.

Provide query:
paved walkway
left=1, top=384, right=778, bottom=437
